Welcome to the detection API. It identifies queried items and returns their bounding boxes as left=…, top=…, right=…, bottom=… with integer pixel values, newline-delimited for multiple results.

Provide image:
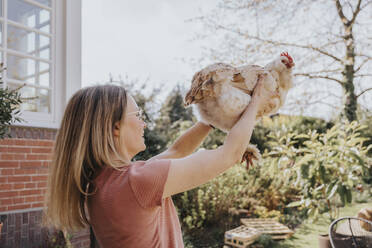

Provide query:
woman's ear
left=113, top=122, right=121, bottom=137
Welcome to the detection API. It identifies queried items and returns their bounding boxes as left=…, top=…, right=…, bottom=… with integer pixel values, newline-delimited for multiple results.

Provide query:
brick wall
left=0, top=138, right=53, bottom=212
left=0, top=126, right=91, bottom=248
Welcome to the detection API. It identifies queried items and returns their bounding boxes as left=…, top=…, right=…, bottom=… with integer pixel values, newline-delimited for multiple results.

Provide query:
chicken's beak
left=286, top=62, right=295, bottom=69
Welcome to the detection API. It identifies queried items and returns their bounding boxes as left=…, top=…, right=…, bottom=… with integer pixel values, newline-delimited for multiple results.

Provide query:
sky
left=82, top=0, right=212, bottom=89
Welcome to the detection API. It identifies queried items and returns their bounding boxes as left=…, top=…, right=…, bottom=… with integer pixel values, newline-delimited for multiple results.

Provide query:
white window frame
left=1, top=0, right=81, bottom=129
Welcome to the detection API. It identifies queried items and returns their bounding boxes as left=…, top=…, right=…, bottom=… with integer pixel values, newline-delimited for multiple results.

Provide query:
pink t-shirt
left=88, top=159, right=184, bottom=248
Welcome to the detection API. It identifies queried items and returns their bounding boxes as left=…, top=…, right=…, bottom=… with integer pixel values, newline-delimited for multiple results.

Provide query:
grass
left=276, top=200, right=372, bottom=248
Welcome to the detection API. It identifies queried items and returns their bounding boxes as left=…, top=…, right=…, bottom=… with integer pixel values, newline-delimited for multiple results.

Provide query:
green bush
left=251, top=114, right=333, bottom=152
left=0, top=85, right=22, bottom=139
left=282, top=121, right=372, bottom=222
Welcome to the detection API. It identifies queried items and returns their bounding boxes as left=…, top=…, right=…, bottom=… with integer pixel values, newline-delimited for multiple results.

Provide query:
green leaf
left=287, top=201, right=303, bottom=208
left=327, top=183, right=338, bottom=199
left=346, top=188, right=352, bottom=204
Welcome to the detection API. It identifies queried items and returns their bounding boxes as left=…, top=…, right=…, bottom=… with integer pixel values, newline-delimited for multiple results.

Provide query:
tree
left=192, top=0, right=372, bottom=121
left=155, top=85, right=195, bottom=147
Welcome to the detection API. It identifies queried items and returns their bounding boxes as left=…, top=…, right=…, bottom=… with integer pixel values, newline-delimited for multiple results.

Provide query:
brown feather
left=184, top=63, right=233, bottom=106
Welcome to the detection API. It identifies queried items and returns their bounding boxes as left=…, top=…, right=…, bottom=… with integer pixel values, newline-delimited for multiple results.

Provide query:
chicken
left=184, top=52, right=295, bottom=168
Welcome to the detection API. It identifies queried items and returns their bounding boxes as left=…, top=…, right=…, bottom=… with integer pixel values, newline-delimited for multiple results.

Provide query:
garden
left=131, top=86, right=372, bottom=248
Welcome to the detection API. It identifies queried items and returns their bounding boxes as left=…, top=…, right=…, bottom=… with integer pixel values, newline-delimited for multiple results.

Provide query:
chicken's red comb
left=280, top=52, right=293, bottom=63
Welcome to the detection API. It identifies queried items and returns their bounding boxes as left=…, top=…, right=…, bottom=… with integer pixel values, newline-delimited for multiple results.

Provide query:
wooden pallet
left=240, top=218, right=294, bottom=240
left=224, top=225, right=262, bottom=248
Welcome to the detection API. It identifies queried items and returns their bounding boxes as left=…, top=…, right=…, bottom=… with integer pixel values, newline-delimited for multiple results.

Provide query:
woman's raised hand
left=251, top=74, right=277, bottom=107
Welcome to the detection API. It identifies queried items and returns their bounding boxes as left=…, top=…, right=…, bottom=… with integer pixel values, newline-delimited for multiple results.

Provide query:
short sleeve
left=128, top=159, right=171, bottom=208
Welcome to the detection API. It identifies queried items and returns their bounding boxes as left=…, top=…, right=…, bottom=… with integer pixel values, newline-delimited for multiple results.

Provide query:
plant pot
left=318, top=234, right=331, bottom=248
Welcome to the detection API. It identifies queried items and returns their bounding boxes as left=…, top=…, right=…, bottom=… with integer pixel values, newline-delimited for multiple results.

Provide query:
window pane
left=8, top=25, right=50, bottom=59
left=8, top=0, right=51, bottom=33
left=9, top=84, right=50, bottom=113
left=7, top=55, right=51, bottom=87
left=34, top=0, right=51, bottom=7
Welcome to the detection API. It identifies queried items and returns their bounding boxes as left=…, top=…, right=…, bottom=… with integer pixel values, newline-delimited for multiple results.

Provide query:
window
left=1, top=0, right=54, bottom=123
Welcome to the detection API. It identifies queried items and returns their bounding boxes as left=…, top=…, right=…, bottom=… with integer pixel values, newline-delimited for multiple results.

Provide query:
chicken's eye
left=281, top=60, right=286, bottom=63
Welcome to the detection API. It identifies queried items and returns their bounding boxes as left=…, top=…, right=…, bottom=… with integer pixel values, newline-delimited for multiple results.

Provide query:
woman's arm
left=148, top=122, right=212, bottom=161
left=162, top=75, right=275, bottom=198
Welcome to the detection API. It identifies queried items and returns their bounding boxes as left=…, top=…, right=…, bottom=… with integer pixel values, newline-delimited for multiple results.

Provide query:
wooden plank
left=224, top=225, right=262, bottom=248
left=240, top=218, right=294, bottom=240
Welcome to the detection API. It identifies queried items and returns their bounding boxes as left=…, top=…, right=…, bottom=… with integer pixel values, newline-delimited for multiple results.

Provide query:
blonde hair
left=43, top=85, right=128, bottom=231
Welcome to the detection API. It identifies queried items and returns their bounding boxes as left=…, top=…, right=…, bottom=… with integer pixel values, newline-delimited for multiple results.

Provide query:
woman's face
left=116, top=95, right=146, bottom=159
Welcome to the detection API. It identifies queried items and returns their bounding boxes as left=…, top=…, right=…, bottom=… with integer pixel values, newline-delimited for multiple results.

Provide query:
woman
left=43, top=77, right=275, bottom=247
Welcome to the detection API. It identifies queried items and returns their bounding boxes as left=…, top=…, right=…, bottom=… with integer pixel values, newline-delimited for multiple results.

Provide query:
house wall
left=0, top=126, right=91, bottom=248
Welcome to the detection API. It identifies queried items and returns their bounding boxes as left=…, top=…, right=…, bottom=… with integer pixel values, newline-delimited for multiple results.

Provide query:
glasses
left=126, top=108, right=145, bottom=121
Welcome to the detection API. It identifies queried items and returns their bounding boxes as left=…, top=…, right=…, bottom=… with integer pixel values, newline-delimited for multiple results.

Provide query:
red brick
left=8, top=176, right=31, bottom=183
left=1, top=169, right=14, bottom=175
left=0, top=177, right=7, bottom=183
left=38, top=140, right=54, bottom=147
left=8, top=147, right=31, bottom=153
left=20, top=161, right=42, bottom=168
left=8, top=204, right=31, bottom=211
left=37, top=182, right=47, bottom=187
left=42, top=161, right=51, bottom=167
left=0, top=139, right=13, bottom=145
left=13, top=183, right=25, bottom=190
left=13, top=139, right=27, bottom=146
left=14, top=169, right=37, bottom=175
left=0, top=191, right=18, bottom=198
left=32, top=175, right=48, bottom=182
left=31, top=147, right=52, bottom=153
left=1, top=154, right=14, bottom=160
left=25, top=196, right=37, bottom=202
left=31, top=202, right=43, bottom=208
left=37, top=168, right=49, bottom=174
left=0, top=183, right=12, bottom=191
left=0, top=161, right=19, bottom=168
left=25, top=183, right=36, bottom=189
left=26, top=140, right=53, bottom=146
left=19, top=189, right=41, bottom=196
left=0, top=146, right=8, bottom=152
left=13, top=197, right=25, bottom=204
left=13, top=154, right=26, bottom=160
left=0, top=198, right=13, bottom=205
left=36, top=195, right=45, bottom=201
left=0, top=206, right=7, bottom=211
left=26, top=154, right=51, bottom=160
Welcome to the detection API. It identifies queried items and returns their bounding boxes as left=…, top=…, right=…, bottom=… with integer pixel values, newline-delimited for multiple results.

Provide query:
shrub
left=0, top=65, right=22, bottom=139
left=283, top=121, right=372, bottom=222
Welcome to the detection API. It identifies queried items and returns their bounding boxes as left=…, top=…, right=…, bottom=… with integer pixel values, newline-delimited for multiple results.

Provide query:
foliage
left=0, top=66, right=22, bottom=139
left=174, top=165, right=249, bottom=231
left=281, top=121, right=372, bottom=222
left=251, top=234, right=277, bottom=248
left=251, top=114, right=333, bottom=152
left=175, top=118, right=371, bottom=247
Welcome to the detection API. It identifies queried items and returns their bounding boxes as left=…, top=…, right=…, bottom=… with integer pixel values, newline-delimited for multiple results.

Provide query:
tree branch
left=355, top=58, right=371, bottom=73
left=361, top=0, right=372, bottom=9
left=299, top=69, right=342, bottom=74
left=334, top=0, right=349, bottom=25
left=349, top=0, right=362, bottom=25
left=354, top=74, right=372, bottom=78
left=357, top=87, right=372, bottom=98
left=215, top=24, right=344, bottom=63
left=356, top=53, right=372, bottom=60
left=294, top=73, right=343, bottom=85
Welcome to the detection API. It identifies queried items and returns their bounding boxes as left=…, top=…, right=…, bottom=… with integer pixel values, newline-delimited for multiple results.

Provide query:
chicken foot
left=241, top=144, right=261, bottom=169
